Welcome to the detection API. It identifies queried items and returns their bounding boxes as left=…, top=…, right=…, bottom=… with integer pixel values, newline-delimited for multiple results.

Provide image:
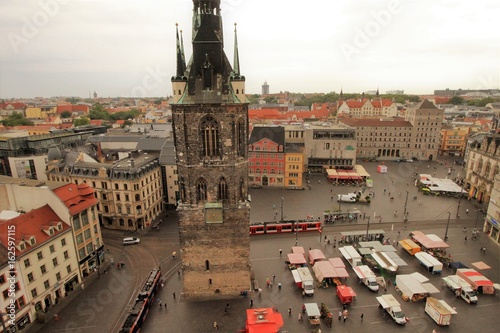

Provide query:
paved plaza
left=31, top=160, right=500, bottom=333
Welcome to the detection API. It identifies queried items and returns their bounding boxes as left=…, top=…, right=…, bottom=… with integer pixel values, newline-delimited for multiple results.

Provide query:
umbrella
left=471, top=261, right=491, bottom=270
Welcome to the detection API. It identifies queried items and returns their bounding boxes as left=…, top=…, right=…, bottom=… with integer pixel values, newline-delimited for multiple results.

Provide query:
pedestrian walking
left=159, top=301, right=162, bottom=308
left=278, top=282, right=282, bottom=290
left=177, top=270, right=181, bottom=277
left=213, top=321, right=218, bottom=330
left=164, top=303, right=167, bottom=309
left=338, top=311, right=342, bottom=321
left=172, top=251, right=176, bottom=259
left=272, top=274, right=276, bottom=282
left=298, top=312, right=303, bottom=321
left=279, top=249, right=282, bottom=256
left=463, top=227, right=467, bottom=233
left=288, top=307, right=292, bottom=316
left=464, top=236, right=468, bottom=242
left=173, top=292, right=176, bottom=299
left=250, top=299, right=253, bottom=307
left=361, top=313, right=364, bottom=321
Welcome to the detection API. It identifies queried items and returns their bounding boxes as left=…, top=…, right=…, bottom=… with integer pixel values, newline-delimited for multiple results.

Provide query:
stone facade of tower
left=171, top=0, right=251, bottom=300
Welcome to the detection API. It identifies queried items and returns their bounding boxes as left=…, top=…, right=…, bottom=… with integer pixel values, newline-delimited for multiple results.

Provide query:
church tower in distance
left=171, top=0, right=251, bottom=300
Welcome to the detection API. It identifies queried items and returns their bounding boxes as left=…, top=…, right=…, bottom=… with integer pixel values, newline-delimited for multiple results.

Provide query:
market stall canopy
left=411, top=231, right=449, bottom=249
left=287, top=253, right=306, bottom=266
left=246, top=308, right=284, bottom=333
left=471, top=261, right=491, bottom=270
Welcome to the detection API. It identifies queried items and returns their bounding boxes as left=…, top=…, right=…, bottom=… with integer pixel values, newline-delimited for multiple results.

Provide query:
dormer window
left=57, top=222, right=63, bottom=231
left=17, top=241, right=26, bottom=251
left=29, top=236, right=36, bottom=246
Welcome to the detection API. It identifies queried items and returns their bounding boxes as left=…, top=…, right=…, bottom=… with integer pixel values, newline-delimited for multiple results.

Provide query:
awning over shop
left=411, top=231, right=449, bottom=249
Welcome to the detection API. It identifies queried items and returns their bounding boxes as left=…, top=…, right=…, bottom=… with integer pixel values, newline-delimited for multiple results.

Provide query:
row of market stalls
left=326, top=165, right=371, bottom=185
left=312, top=259, right=350, bottom=287
left=417, top=174, right=467, bottom=197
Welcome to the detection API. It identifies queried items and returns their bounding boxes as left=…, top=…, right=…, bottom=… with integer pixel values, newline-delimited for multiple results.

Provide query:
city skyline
left=0, top=0, right=499, bottom=99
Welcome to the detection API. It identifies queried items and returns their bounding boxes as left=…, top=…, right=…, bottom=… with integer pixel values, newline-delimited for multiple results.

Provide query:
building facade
left=47, top=150, right=163, bottom=231
left=170, top=0, right=251, bottom=300
left=464, top=134, right=500, bottom=205
left=0, top=205, right=80, bottom=330
left=339, top=118, right=414, bottom=159
left=404, top=99, right=444, bottom=160
left=440, top=126, right=470, bottom=157
left=248, top=127, right=285, bottom=187
left=285, top=144, right=305, bottom=187
left=484, top=175, right=500, bottom=244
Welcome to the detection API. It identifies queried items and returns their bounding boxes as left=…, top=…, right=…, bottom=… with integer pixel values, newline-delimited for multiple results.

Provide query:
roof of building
left=136, top=137, right=168, bottom=152
left=0, top=205, right=71, bottom=256
left=52, top=183, right=98, bottom=216
left=159, top=140, right=176, bottom=165
left=413, top=99, right=439, bottom=110
left=339, top=118, right=412, bottom=127
left=249, top=126, right=285, bottom=146
left=0, top=175, right=67, bottom=190
left=285, top=143, right=305, bottom=153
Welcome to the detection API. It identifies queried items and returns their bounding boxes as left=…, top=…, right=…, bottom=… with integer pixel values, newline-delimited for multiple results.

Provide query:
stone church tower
left=171, top=0, right=251, bottom=300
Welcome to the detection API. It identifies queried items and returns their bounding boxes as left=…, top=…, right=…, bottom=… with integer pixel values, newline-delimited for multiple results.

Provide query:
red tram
left=249, top=221, right=321, bottom=235
left=119, top=267, right=162, bottom=333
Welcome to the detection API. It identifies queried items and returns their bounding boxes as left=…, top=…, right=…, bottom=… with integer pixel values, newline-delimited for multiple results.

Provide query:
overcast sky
left=0, top=0, right=499, bottom=98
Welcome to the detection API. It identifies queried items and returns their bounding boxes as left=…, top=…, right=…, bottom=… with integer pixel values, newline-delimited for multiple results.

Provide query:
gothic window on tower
left=200, top=116, right=220, bottom=158
left=218, top=177, right=229, bottom=201
left=239, top=178, right=245, bottom=201
left=180, top=176, right=186, bottom=202
left=236, top=117, right=245, bottom=157
left=196, top=178, right=207, bottom=202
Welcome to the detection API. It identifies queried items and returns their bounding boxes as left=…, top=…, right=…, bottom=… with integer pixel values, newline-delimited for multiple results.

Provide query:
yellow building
left=440, top=126, right=470, bottom=157
left=285, top=145, right=304, bottom=187
left=25, top=105, right=57, bottom=119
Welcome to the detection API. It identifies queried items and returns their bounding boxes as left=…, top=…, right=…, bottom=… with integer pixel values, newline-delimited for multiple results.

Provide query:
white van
left=123, top=237, right=140, bottom=246
left=337, top=194, right=356, bottom=202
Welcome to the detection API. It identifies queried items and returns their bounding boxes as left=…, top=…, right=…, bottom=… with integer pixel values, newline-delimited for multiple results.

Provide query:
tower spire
left=232, top=23, right=240, bottom=77
left=175, top=23, right=186, bottom=77
left=180, top=29, right=186, bottom=71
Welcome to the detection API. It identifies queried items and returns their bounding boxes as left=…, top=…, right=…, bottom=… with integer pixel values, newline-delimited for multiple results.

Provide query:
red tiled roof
left=90, top=120, right=103, bottom=126
left=0, top=205, right=71, bottom=256
left=0, top=103, right=27, bottom=110
left=53, top=183, right=98, bottom=216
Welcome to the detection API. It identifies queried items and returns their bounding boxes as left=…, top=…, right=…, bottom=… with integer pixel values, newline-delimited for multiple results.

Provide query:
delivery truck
left=376, top=294, right=407, bottom=325
left=336, top=285, right=356, bottom=305
left=442, top=275, right=478, bottom=304
left=424, top=297, right=457, bottom=326
left=353, top=265, right=379, bottom=292
left=296, top=267, right=315, bottom=296
left=339, top=246, right=362, bottom=268
left=415, top=251, right=443, bottom=274
left=456, top=268, right=495, bottom=294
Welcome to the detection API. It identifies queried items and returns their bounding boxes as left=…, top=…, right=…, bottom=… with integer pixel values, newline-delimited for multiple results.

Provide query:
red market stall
left=245, top=308, right=284, bottom=333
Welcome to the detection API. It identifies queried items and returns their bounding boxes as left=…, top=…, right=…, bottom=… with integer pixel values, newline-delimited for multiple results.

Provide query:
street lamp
left=403, top=191, right=409, bottom=222
left=365, top=216, right=371, bottom=240
left=280, top=197, right=284, bottom=222
left=444, top=211, right=451, bottom=241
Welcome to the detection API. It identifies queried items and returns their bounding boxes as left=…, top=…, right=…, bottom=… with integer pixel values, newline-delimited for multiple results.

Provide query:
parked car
left=123, top=237, right=141, bottom=246
left=394, top=158, right=405, bottom=163
left=337, top=194, right=357, bottom=203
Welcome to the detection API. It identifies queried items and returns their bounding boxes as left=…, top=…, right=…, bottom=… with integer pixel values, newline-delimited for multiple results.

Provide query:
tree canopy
left=73, top=117, right=90, bottom=127
left=60, top=111, right=72, bottom=118
left=88, top=103, right=141, bottom=121
left=1, top=112, right=34, bottom=126
left=448, top=96, right=464, bottom=105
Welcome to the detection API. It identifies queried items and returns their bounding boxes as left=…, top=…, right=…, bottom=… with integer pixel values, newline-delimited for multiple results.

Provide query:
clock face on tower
left=205, top=203, right=223, bottom=223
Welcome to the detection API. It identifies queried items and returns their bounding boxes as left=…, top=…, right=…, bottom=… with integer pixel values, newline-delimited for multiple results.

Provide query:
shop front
left=484, top=216, right=500, bottom=243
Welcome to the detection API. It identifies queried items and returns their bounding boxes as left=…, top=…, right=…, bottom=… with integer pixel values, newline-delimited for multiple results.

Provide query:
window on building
left=49, top=245, right=55, bottom=253
left=24, top=258, right=31, bottom=268
left=56, top=272, right=61, bottom=281
left=31, top=288, right=37, bottom=298
left=73, top=214, right=81, bottom=230
left=27, top=273, right=34, bottom=283
left=64, top=251, right=69, bottom=260
left=196, top=178, right=207, bottom=202
left=52, top=258, right=58, bottom=267
left=37, top=251, right=43, bottom=260
left=76, top=234, right=83, bottom=245
left=44, top=280, right=50, bottom=290
left=218, top=177, right=228, bottom=201
left=200, top=115, right=220, bottom=157
left=67, top=265, right=71, bottom=274
left=40, top=265, right=47, bottom=275
left=236, top=117, right=245, bottom=157
left=61, top=238, right=66, bottom=247
left=78, top=247, right=86, bottom=259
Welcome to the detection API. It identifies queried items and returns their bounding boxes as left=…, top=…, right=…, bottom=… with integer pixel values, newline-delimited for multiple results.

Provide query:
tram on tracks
left=119, top=267, right=162, bottom=333
left=249, top=220, right=322, bottom=235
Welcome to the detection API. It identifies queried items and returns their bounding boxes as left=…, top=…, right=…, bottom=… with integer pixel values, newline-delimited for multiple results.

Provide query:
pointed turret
left=232, top=23, right=240, bottom=77
left=175, top=23, right=186, bottom=77
left=171, top=23, right=188, bottom=103
left=376, top=87, right=379, bottom=97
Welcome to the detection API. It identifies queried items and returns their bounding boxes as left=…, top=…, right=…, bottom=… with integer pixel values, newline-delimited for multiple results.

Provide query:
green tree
left=89, top=103, right=110, bottom=120
left=73, top=117, right=90, bottom=127
left=60, top=111, right=72, bottom=118
left=65, top=97, right=81, bottom=104
left=264, top=96, right=278, bottom=104
left=1, top=112, right=34, bottom=126
left=449, top=96, right=464, bottom=105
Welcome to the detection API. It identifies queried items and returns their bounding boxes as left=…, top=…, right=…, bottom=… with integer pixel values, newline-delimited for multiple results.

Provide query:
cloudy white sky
left=0, top=0, right=499, bottom=98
